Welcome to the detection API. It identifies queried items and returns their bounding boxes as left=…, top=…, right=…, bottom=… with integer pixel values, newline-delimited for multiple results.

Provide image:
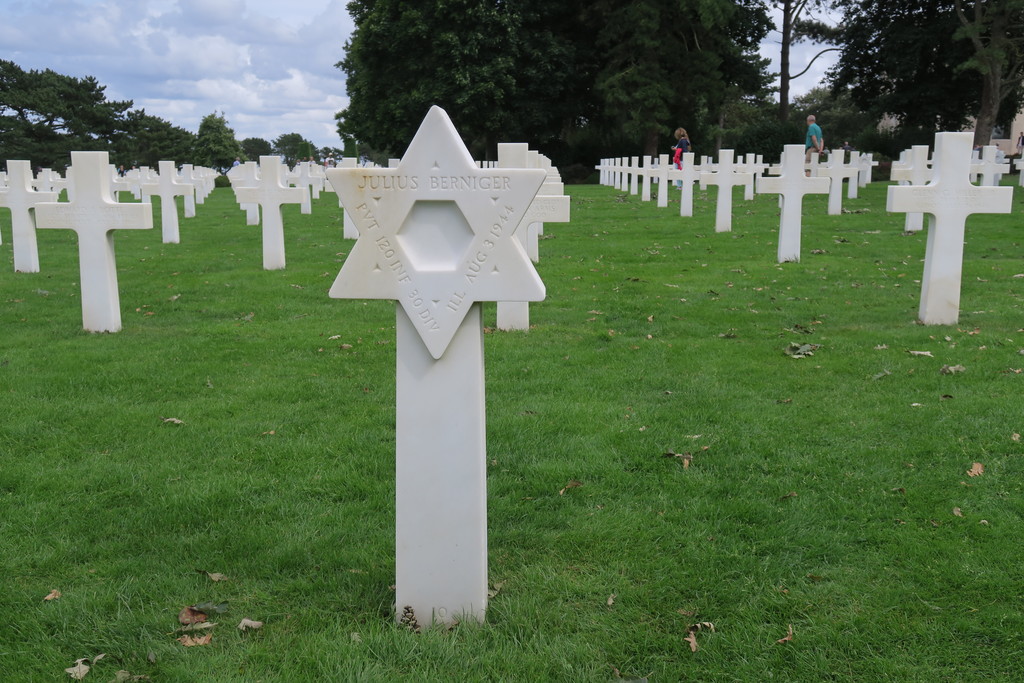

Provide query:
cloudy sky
left=2, top=0, right=837, bottom=151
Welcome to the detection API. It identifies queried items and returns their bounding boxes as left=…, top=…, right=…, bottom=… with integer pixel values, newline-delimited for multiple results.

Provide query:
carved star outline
left=326, top=106, right=547, bottom=359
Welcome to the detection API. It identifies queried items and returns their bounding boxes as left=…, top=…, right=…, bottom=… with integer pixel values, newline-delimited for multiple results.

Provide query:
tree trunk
left=644, top=127, right=660, bottom=158
left=973, top=68, right=1001, bottom=147
left=779, top=0, right=794, bottom=122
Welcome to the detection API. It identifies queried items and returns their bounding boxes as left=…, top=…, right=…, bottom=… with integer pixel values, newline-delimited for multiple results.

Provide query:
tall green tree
left=338, top=0, right=522, bottom=159
left=192, top=111, right=242, bottom=170
left=240, top=136, right=273, bottom=160
left=590, top=0, right=772, bottom=156
left=337, top=0, right=772, bottom=162
left=273, top=132, right=314, bottom=166
left=772, top=0, right=841, bottom=121
left=0, top=59, right=132, bottom=167
left=954, top=0, right=1024, bottom=145
left=831, top=0, right=1024, bottom=143
left=114, top=110, right=196, bottom=168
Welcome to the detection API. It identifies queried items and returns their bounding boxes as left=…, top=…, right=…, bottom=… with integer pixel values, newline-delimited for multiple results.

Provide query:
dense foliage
left=830, top=0, right=1024, bottom=143
left=0, top=59, right=132, bottom=168
left=193, top=112, right=243, bottom=170
left=337, top=0, right=773, bottom=167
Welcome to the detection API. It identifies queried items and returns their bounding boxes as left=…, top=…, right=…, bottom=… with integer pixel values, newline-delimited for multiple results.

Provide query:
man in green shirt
left=805, top=115, right=823, bottom=163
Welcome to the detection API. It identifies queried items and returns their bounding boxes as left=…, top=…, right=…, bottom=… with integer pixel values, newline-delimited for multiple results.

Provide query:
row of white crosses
left=1, top=155, right=221, bottom=330
left=599, top=133, right=1015, bottom=326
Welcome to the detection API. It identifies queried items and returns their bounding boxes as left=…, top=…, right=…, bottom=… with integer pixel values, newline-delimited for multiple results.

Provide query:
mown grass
left=1, top=175, right=1023, bottom=681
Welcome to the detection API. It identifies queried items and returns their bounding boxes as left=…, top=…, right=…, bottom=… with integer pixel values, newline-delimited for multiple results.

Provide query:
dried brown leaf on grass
left=43, top=589, right=61, bottom=601
left=683, top=622, right=715, bottom=652
left=160, top=417, right=185, bottom=425
left=940, top=364, right=966, bottom=374
left=65, top=654, right=105, bottom=680
left=607, top=594, right=616, bottom=607
left=559, top=480, right=583, bottom=495
left=196, top=569, right=228, bottom=582
left=776, top=624, right=794, bottom=644
left=967, top=462, right=985, bottom=477
left=953, top=507, right=964, bottom=517
left=178, top=606, right=208, bottom=625
left=176, top=633, right=212, bottom=647
left=908, top=350, right=933, bottom=357
left=238, top=618, right=264, bottom=631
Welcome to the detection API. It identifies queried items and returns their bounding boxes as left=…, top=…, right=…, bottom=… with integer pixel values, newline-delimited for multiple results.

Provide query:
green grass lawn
left=1, top=175, right=1023, bottom=681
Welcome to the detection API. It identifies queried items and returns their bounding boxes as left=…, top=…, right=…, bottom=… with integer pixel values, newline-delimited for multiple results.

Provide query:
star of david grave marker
left=325, top=106, right=546, bottom=626
left=887, top=132, right=1012, bottom=325
left=35, top=151, right=153, bottom=332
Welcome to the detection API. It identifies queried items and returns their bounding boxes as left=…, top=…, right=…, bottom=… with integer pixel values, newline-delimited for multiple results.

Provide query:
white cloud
left=3, top=0, right=351, bottom=150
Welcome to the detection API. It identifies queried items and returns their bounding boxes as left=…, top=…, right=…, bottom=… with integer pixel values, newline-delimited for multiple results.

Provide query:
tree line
left=337, top=0, right=1023, bottom=179
left=3, top=1, right=1021, bottom=180
left=0, top=60, right=328, bottom=172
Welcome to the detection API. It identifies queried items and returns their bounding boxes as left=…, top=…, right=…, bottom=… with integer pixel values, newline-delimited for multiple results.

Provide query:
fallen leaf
left=487, top=581, right=506, bottom=599
left=874, top=344, right=889, bottom=350
left=350, top=632, right=362, bottom=642
left=160, top=417, right=184, bottom=425
left=559, top=479, right=583, bottom=495
left=607, top=594, right=616, bottom=606
left=177, top=622, right=217, bottom=632
left=1013, top=433, right=1020, bottom=442
left=44, top=589, right=61, bottom=601
left=908, top=350, right=934, bottom=357
left=261, top=430, right=276, bottom=436
left=197, top=569, right=228, bottom=582
left=953, top=507, right=964, bottom=517
left=178, top=605, right=208, bottom=625
left=967, top=462, right=985, bottom=477
left=980, top=520, right=990, bottom=526
left=780, top=491, right=798, bottom=500
left=238, top=618, right=264, bottom=631
left=684, top=630, right=699, bottom=652
left=872, top=369, right=892, bottom=380
left=785, top=342, right=821, bottom=358
left=176, top=633, right=212, bottom=647
left=112, top=672, right=152, bottom=682
left=939, top=364, right=966, bottom=374
left=677, top=608, right=697, bottom=617
left=65, top=659, right=90, bottom=680
left=776, top=624, right=794, bottom=644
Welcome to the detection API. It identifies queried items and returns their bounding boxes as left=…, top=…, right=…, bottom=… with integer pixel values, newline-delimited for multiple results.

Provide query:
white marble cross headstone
left=699, top=150, right=751, bottom=232
left=756, top=145, right=830, bottom=263
left=670, top=152, right=699, bottom=217
left=887, top=132, right=1013, bottom=325
left=34, top=151, right=153, bottom=332
left=232, top=156, right=308, bottom=270
left=0, top=160, right=59, bottom=271
left=815, top=150, right=859, bottom=215
left=141, top=160, right=191, bottom=243
left=889, top=145, right=932, bottom=233
left=1016, top=157, right=1024, bottom=187
left=227, top=161, right=261, bottom=225
left=325, top=106, right=546, bottom=626
left=973, top=145, right=1010, bottom=187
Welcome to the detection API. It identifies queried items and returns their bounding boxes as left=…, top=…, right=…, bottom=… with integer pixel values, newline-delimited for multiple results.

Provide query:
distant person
left=805, top=115, right=824, bottom=163
left=673, top=127, right=691, bottom=186
left=232, top=157, right=241, bottom=167
left=1017, top=131, right=1023, bottom=157
left=842, top=141, right=853, bottom=152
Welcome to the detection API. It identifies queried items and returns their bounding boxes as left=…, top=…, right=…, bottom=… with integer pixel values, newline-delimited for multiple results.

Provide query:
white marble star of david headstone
left=326, top=106, right=547, bottom=359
